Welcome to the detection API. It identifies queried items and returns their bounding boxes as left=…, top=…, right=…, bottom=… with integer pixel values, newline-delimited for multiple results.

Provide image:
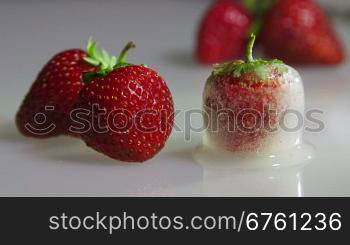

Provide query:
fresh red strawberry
left=260, top=0, right=344, bottom=65
left=196, top=0, right=253, bottom=64
left=16, top=40, right=103, bottom=138
left=203, top=34, right=292, bottom=152
left=73, top=42, right=174, bottom=162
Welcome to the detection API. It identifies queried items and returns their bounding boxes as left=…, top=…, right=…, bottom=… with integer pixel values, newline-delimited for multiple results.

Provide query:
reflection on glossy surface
left=194, top=137, right=315, bottom=196
left=201, top=164, right=305, bottom=197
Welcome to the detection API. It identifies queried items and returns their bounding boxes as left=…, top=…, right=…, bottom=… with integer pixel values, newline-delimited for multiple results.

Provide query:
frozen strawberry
left=260, top=0, right=344, bottom=65
left=196, top=0, right=253, bottom=64
left=73, top=42, right=174, bottom=162
left=16, top=40, right=103, bottom=138
left=203, top=34, right=304, bottom=153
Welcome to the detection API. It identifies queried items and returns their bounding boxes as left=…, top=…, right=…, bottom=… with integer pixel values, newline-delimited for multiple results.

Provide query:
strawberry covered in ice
left=196, top=0, right=253, bottom=64
left=73, top=42, right=174, bottom=162
left=203, top=33, right=304, bottom=153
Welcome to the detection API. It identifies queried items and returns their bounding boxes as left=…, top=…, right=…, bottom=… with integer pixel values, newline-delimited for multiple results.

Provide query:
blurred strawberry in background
left=195, top=0, right=345, bottom=65
left=196, top=0, right=253, bottom=64
left=260, top=0, right=345, bottom=65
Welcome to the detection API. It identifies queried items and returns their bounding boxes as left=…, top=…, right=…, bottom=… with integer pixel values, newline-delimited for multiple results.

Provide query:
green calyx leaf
left=212, top=33, right=288, bottom=80
left=213, top=59, right=287, bottom=80
left=82, top=39, right=137, bottom=84
left=84, top=38, right=118, bottom=73
left=82, top=71, right=106, bottom=83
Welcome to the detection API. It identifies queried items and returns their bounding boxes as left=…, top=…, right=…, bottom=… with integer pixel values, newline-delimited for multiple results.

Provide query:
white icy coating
left=196, top=138, right=315, bottom=168
left=259, top=65, right=305, bottom=154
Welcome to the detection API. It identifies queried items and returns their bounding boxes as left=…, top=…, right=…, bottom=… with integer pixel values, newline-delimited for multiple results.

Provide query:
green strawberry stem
left=117, top=42, right=136, bottom=64
left=246, top=33, right=256, bottom=63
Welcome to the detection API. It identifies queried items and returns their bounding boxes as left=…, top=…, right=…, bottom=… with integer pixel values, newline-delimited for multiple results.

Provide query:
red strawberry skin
left=261, top=0, right=344, bottom=65
left=16, top=49, right=96, bottom=138
left=74, top=65, right=174, bottom=162
left=203, top=70, right=281, bottom=151
left=196, top=0, right=253, bottom=64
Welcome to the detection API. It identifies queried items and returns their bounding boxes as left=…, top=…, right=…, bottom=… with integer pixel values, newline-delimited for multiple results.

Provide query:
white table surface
left=0, top=0, right=349, bottom=196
